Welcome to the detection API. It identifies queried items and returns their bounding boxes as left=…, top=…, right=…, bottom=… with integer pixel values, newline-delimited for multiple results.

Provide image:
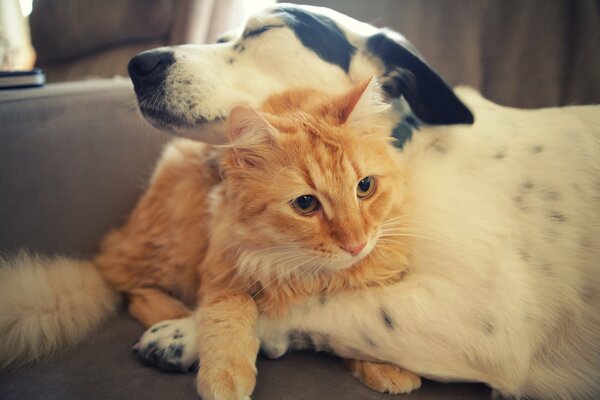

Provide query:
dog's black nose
left=128, top=51, right=175, bottom=90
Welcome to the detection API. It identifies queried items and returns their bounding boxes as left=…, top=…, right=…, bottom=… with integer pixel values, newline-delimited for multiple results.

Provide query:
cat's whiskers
left=261, top=257, right=331, bottom=312
left=285, top=256, right=330, bottom=289
left=380, top=215, right=421, bottom=225
left=260, top=250, right=305, bottom=269
left=245, top=252, right=307, bottom=290
left=380, top=216, right=443, bottom=233
left=251, top=254, right=320, bottom=303
left=212, top=245, right=298, bottom=283
left=373, top=243, right=411, bottom=265
left=380, top=224, right=436, bottom=235
left=378, top=229, right=444, bottom=243
left=380, top=217, right=446, bottom=239
left=375, top=237, right=424, bottom=260
left=251, top=255, right=321, bottom=301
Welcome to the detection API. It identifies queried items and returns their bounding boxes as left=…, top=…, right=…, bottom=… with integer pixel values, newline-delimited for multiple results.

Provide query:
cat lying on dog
left=1, top=3, right=598, bottom=400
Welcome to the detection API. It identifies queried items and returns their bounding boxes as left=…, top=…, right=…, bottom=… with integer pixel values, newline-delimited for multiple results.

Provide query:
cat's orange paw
left=197, top=359, right=256, bottom=400
left=347, top=359, right=422, bottom=395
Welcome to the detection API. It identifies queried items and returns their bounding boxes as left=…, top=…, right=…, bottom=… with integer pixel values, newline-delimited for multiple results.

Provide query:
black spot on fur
left=433, top=142, right=447, bottom=153
left=431, top=137, right=447, bottom=153
left=173, top=329, right=184, bottom=339
left=382, top=309, right=395, bottom=330
left=519, top=249, right=532, bottom=262
left=227, top=57, right=235, bottom=64
left=362, top=332, right=377, bottom=347
left=531, top=145, right=544, bottom=154
left=273, top=7, right=356, bottom=72
left=482, top=321, right=495, bottom=336
left=549, top=211, right=567, bottom=222
left=392, top=116, right=418, bottom=148
left=150, top=324, right=168, bottom=333
left=136, top=341, right=187, bottom=372
left=168, top=344, right=184, bottom=359
left=319, top=293, right=327, bottom=305
left=233, top=43, right=246, bottom=53
left=365, top=31, right=473, bottom=125
left=243, top=24, right=285, bottom=39
left=522, top=180, right=534, bottom=190
left=494, top=150, right=506, bottom=159
left=539, top=262, right=554, bottom=275
left=139, top=343, right=159, bottom=363
left=544, top=191, right=561, bottom=201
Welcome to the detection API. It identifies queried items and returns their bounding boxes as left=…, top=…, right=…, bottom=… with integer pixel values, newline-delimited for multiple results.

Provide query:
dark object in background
left=0, top=69, right=45, bottom=89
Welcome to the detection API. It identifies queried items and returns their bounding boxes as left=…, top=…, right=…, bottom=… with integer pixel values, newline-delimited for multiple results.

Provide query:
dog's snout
left=128, top=51, right=174, bottom=90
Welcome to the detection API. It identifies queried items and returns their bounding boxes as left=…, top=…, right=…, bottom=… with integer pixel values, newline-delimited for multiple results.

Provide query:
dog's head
left=128, top=3, right=473, bottom=142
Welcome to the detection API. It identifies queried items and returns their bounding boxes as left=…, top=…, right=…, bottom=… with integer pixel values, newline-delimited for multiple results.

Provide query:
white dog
left=1, top=3, right=598, bottom=400
left=128, top=3, right=600, bottom=399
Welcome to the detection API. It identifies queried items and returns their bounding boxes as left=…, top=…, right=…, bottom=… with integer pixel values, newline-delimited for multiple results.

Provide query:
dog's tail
left=0, top=252, right=121, bottom=368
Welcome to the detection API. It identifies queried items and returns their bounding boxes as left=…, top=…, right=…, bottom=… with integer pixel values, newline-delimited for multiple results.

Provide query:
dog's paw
left=197, top=358, right=257, bottom=400
left=259, top=329, right=293, bottom=359
left=347, top=359, right=422, bottom=394
left=132, top=317, right=198, bottom=373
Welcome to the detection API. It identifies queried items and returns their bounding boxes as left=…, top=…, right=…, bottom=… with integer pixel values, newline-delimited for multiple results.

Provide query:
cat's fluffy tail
left=0, top=252, right=121, bottom=368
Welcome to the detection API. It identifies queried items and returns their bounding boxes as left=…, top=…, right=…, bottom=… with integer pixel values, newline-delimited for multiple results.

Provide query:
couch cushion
left=0, top=313, right=492, bottom=400
left=0, top=79, right=169, bottom=257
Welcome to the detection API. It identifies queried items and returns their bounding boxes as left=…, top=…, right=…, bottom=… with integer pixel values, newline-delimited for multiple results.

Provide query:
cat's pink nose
left=341, top=242, right=366, bottom=256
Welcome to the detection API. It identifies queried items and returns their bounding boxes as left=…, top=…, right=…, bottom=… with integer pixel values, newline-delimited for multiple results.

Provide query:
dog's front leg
left=196, top=290, right=260, bottom=400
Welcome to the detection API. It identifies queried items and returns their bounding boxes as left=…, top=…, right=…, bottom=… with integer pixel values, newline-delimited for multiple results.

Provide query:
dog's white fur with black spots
left=1, top=3, right=598, bottom=400
left=128, top=4, right=600, bottom=399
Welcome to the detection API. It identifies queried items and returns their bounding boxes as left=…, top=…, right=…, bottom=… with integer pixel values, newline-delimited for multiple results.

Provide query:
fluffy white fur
left=0, top=252, right=121, bottom=368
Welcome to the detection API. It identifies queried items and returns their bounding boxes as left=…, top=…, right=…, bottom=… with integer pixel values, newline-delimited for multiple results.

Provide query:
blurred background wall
left=27, top=0, right=262, bottom=82
left=5, top=0, right=599, bottom=108
left=289, top=0, right=600, bottom=108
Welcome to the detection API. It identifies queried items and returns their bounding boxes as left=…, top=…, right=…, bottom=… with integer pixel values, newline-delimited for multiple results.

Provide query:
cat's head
left=221, top=79, right=403, bottom=278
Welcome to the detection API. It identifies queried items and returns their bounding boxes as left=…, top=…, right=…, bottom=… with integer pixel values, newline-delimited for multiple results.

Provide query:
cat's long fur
left=193, top=80, right=423, bottom=398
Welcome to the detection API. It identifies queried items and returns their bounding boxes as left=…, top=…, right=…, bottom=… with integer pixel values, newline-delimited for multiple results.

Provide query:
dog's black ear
left=367, top=31, right=473, bottom=125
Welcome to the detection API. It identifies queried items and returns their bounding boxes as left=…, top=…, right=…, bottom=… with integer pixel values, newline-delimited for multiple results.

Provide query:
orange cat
left=192, top=79, right=420, bottom=399
left=92, top=79, right=420, bottom=398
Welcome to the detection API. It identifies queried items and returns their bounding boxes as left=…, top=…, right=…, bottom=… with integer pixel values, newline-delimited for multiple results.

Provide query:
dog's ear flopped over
left=273, top=7, right=473, bottom=126
left=366, top=30, right=474, bottom=125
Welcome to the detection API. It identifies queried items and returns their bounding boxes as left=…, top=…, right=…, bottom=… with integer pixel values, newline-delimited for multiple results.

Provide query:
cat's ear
left=337, top=77, right=391, bottom=129
left=228, top=105, right=272, bottom=142
left=227, top=105, right=274, bottom=167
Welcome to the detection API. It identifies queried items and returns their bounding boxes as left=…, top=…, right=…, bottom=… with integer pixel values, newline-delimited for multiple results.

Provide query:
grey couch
left=0, top=80, right=492, bottom=399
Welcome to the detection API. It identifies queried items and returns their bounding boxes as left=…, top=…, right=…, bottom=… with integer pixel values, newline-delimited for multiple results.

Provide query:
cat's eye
left=291, top=195, right=320, bottom=214
left=357, top=176, right=376, bottom=199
